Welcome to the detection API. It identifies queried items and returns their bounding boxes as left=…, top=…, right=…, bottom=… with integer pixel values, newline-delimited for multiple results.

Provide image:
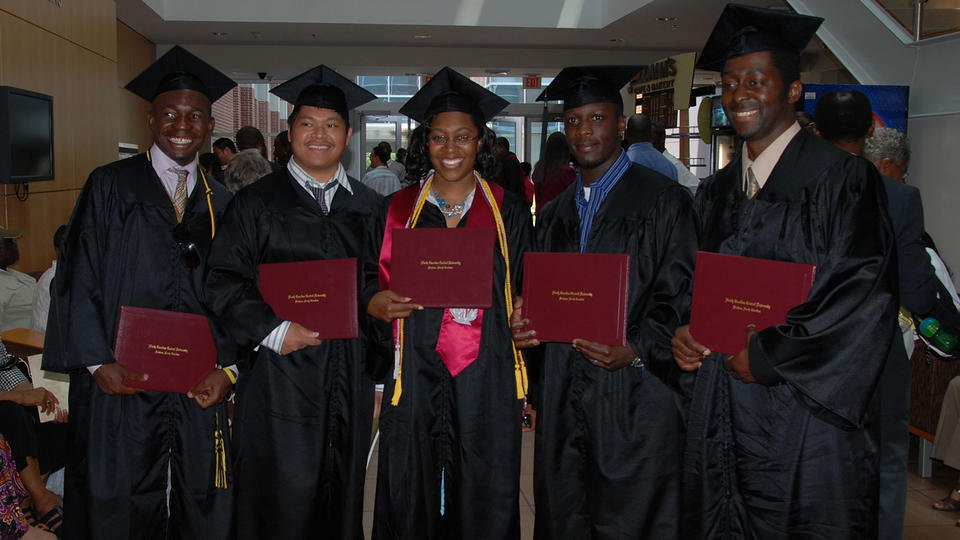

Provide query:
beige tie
left=169, top=167, right=188, bottom=222
left=745, top=166, right=760, bottom=199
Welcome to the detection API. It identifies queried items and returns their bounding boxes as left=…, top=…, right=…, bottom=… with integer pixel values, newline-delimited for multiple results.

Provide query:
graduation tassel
left=214, top=412, right=228, bottom=489
left=390, top=319, right=404, bottom=406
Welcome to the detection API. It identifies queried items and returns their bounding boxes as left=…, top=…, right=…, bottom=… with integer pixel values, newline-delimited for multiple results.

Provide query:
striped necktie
left=168, top=167, right=188, bottom=221
left=308, top=181, right=338, bottom=215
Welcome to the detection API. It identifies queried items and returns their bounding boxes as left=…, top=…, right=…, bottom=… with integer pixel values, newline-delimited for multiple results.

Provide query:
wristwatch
left=630, top=356, right=645, bottom=370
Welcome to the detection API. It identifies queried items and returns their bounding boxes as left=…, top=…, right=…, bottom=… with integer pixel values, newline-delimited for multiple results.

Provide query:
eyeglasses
left=173, top=222, right=200, bottom=269
left=428, top=134, right=479, bottom=147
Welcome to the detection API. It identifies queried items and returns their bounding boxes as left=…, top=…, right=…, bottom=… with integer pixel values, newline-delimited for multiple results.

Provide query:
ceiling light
left=414, top=33, right=432, bottom=39
left=656, top=16, right=678, bottom=22
left=609, top=37, right=626, bottom=43
left=250, top=31, right=261, bottom=39
left=484, top=69, right=510, bottom=75
left=211, top=32, right=229, bottom=37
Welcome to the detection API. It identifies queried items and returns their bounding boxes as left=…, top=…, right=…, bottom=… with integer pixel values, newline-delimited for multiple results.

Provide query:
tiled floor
left=363, top=432, right=960, bottom=539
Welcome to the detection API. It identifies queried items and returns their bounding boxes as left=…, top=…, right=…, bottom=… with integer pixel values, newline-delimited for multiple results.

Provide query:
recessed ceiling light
left=609, top=37, right=626, bottom=43
left=484, top=69, right=510, bottom=75
left=656, top=16, right=678, bottom=22
left=250, top=31, right=261, bottom=39
left=414, top=33, right=432, bottom=39
left=211, top=31, right=229, bottom=37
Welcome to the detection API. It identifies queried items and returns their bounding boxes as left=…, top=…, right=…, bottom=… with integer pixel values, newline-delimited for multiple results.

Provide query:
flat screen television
left=710, top=97, right=731, bottom=129
left=0, top=86, right=54, bottom=183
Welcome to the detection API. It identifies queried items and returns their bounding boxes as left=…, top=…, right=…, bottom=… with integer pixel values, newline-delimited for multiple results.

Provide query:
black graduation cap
left=124, top=45, right=236, bottom=103
left=270, top=65, right=377, bottom=120
left=399, top=67, right=508, bottom=123
left=695, top=4, right=823, bottom=72
left=535, top=66, right=640, bottom=111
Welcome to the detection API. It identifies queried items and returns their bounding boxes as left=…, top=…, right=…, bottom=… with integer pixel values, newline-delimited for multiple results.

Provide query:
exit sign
left=523, top=76, right=541, bottom=89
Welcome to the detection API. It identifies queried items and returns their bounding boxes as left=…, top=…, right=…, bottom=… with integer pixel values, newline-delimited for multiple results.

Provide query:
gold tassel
left=214, top=412, right=228, bottom=489
left=390, top=319, right=404, bottom=406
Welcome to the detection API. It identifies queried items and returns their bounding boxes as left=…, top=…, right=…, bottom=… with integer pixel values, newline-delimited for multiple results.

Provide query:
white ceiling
left=118, top=0, right=833, bottom=84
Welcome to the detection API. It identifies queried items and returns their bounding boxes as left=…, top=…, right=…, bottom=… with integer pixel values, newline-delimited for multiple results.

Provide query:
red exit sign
left=523, top=76, right=541, bottom=89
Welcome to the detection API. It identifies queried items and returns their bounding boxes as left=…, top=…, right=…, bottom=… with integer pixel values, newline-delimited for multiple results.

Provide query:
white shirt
left=0, top=267, right=36, bottom=332
left=31, top=260, right=55, bottom=332
left=386, top=160, right=406, bottom=182
left=662, top=150, right=702, bottom=194
left=149, top=144, right=198, bottom=200
left=362, top=166, right=402, bottom=197
left=259, top=158, right=354, bottom=355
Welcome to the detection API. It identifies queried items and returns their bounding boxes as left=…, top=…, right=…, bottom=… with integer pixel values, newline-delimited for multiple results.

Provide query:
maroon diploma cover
left=389, top=227, right=495, bottom=308
left=113, top=306, right=216, bottom=393
left=258, top=258, right=359, bottom=339
left=522, top=252, right=630, bottom=345
left=690, top=251, right=817, bottom=355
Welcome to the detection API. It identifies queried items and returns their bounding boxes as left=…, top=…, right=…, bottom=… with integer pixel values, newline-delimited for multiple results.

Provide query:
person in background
left=519, top=161, right=534, bottom=208
left=815, top=90, right=937, bottom=540
left=235, top=126, right=268, bottom=160
left=272, top=130, right=292, bottom=166
left=0, top=434, right=55, bottom=539
left=377, top=141, right=406, bottom=180
left=492, top=136, right=528, bottom=204
left=0, top=228, right=37, bottom=332
left=396, top=147, right=407, bottom=165
left=362, top=145, right=401, bottom=196
left=204, top=64, right=383, bottom=540
left=0, top=339, right=67, bottom=536
left=672, top=7, right=897, bottom=537
left=651, top=120, right=701, bottom=194
left=43, top=45, right=237, bottom=540
left=532, top=132, right=577, bottom=214
left=199, top=151, right=225, bottom=184
left=223, top=148, right=272, bottom=193
left=624, top=113, right=677, bottom=180
left=212, top=137, right=237, bottom=166
left=31, top=225, right=66, bottom=333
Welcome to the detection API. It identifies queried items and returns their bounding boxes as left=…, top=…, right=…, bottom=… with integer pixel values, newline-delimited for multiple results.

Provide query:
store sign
left=629, top=52, right=696, bottom=111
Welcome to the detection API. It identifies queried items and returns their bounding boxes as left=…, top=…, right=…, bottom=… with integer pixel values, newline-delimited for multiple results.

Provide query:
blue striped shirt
left=575, top=151, right=632, bottom=252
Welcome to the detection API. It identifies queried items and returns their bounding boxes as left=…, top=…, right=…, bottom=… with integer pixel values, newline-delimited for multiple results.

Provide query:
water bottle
left=918, top=317, right=958, bottom=353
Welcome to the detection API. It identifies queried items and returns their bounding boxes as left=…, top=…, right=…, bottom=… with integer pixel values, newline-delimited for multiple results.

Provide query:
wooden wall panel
left=117, top=22, right=155, bottom=151
left=0, top=0, right=117, bottom=61
left=0, top=4, right=124, bottom=273
left=2, top=189, right=79, bottom=274
left=0, top=13, right=116, bottom=193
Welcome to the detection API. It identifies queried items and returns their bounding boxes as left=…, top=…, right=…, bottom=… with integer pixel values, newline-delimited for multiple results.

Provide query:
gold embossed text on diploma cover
left=522, top=252, right=630, bottom=344
left=690, top=251, right=816, bottom=355
left=258, top=258, right=359, bottom=339
left=390, top=227, right=495, bottom=308
left=113, top=306, right=217, bottom=393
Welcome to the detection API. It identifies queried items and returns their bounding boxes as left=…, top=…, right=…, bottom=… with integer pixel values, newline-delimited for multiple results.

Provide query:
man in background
left=212, top=137, right=237, bottom=166
left=0, top=228, right=37, bottom=332
left=31, top=225, right=66, bottom=333
left=362, top=145, right=401, bottom=196
left=273, top=130, right=292, bottom=166
left=652, top=121, right=701, bottom=193
left=815, top=90, right=937, bottom=540
left=624, top=113, right=677, bottom=180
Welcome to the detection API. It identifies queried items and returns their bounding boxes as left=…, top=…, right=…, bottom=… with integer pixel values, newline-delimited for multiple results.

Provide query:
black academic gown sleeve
left=697, top=134, right=898, bottom=429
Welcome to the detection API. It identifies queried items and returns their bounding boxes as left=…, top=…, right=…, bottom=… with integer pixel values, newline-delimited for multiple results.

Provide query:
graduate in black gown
left=368, top=67, right=533, bottom=540
left=510, top=67, right=698, bottom=539
left=42, top=46, right=237, bottom=540
left=671, top=6, right=899, bottom=538
left=202, top=66, right=383, bottom=540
